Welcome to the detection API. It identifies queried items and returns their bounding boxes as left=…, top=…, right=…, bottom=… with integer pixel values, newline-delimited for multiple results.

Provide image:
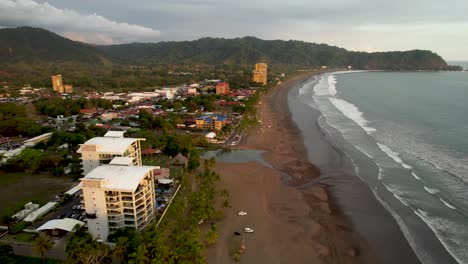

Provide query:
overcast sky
left=1, top=0, right=467, bottom=60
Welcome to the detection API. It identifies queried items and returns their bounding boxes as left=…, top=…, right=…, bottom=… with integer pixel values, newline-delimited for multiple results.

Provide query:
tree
left=114, top=236, right=129, bottom=264
left=1, top=215, right=14, bottom=233
left=129, top=244, right=150, bottom=264
left=66, top=230, right=110, bottom=264
left=35, top=234, right=53, bottom=264
left=18, top=148, right=46, bottom=173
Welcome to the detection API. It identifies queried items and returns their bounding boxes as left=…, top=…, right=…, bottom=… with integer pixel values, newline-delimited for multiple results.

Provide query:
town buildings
left=80, top=164, right=158, bottom=240
left=252, top=63, right=268, bottom=85
left=51, top=74, right=73, bottom=93
left=215, top=82, right=230, bottom=95
left=77, top=132, right=145, bottom=176
left=196, top=113, right=228, bottom=131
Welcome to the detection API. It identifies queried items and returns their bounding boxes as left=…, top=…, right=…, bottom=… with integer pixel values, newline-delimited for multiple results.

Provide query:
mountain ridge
left=0, top=26, right=449, bottom=70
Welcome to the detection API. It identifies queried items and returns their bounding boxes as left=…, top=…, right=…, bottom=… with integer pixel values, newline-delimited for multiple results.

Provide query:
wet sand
left=206, top=74, right=380, bottom=264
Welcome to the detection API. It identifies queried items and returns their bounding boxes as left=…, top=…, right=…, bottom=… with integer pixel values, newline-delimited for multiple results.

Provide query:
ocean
left=292, top=71, right=468, bottom=264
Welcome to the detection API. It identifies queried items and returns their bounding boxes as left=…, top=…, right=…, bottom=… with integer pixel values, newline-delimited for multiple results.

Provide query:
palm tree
left=36, top=234, right=53, bottom=264
left=1, top=215, right=14, bottom=233
left=114, top=237, right=128, bottom=264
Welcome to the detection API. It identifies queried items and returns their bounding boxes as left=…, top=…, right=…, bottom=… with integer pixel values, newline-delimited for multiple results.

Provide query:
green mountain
left=0, top=27, right=456, bottom=89
left=98, top=36, right=448, bottom=70
left=0, top=27, right=449, bottom=70
left=0, top=27, right=106, bottom=64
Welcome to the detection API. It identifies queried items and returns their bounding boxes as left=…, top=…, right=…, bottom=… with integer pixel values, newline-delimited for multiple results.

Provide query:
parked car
left=244, top=227, right=254, bottom=233
left=238, top=211, right=247, bottom=216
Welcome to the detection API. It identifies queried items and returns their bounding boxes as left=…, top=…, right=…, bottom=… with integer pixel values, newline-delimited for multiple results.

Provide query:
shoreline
left=207, top=73, right=380, bottom=263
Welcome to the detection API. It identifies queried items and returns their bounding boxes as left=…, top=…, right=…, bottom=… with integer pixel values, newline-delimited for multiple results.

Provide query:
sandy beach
left=206, top=74, right=379, bottom=264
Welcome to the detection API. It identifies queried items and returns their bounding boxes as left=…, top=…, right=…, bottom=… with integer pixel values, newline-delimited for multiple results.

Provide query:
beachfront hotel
left=77, top=132, right=145, bottom=176
left=252, top=63, right=268, bottom=85
left=196, top=113, right=228, bottom=131
left=80, top=163, right=158, bottom=240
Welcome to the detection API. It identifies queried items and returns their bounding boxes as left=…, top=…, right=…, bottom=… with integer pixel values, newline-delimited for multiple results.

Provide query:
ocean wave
left=329, top=98, right=376, bottom=133
left=376, top=142, right=413, bottom=169
left=439, top=198, right=457, bottom=210
left=313, top=75, right=331, bottom=96
left=393, top=193, right=410, bottom=207
left=414, top=209, right=468, bottom=264
left=411, top=172, right=421, bottom=180
left=424, top=186, right=440, bottom=195
left=328, top=75, right=337, bottom=95
left=371, top=190, right=434, bottom=264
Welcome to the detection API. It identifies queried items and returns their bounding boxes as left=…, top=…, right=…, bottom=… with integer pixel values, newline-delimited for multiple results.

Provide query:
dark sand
left=206, top=74, right=381, bottom=264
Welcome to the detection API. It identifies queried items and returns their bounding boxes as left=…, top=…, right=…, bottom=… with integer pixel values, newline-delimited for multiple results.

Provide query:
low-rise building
left=216, top=82, right=230, bottom=95
left=195, top=114, right=228, bottom=131
left=80, top=164, right=158, bottom=240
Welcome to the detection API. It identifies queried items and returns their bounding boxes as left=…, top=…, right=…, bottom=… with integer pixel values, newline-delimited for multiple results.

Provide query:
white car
left=238, top=211, right=247, bottom=216
left=244, top=227, right=254, bottom=233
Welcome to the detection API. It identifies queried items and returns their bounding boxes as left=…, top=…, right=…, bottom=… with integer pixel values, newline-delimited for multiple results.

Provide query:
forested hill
left=0, top=27, right=107, bottom=64
left=0, top=27, right=449, bottom=70
left=98, top=37, right=448, bottom=70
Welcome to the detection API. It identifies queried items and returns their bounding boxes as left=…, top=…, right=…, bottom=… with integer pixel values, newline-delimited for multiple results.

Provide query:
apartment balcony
left=107, top=205, right=121, bottom=210
left=108, top=216, right=123, bottom=223
left=107, top=210, right=121, bottom=216
left=105, top=192, right=119, bottom=197
left=106, top=198, right=120, bottom=203
left=135, top=199, right=144, bottom=207
left=124, top=216, right=135, bottom=221
left=122, top=202, right=134, bottom=208
left=122, top=197, right=133, bottom=202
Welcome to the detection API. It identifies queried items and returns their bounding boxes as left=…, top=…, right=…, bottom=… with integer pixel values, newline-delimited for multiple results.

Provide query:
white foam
left=329, top=98, right=376, bottom=133
left=328, top=75, right=337, bottom=95
left=313, top=75, right=331, bottom=96
left=414, top=209, right=467, bottom=264
left=371, top=190, right=433, bottom=264
left=393, top=193, right=410, bottom=207
left=439, top=198, right=457, bottom=210
left=411, top=172, right=421, bottom=180
left=424, top=186, right=440, bottom=195
left=376, top=143, right=413, bottom=169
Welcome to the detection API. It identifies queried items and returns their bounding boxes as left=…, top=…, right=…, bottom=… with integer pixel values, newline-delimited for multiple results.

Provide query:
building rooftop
left=104, top=131, right=125, bottom=138
left=37, top=218, right=85, bottom=233
left=82, top=165, right=160, bottom=191
left=109, top=157, right=134, bottom=166
left=77, top=137, right=144, bottom=154
left=196, top=113, right=227, bottom=122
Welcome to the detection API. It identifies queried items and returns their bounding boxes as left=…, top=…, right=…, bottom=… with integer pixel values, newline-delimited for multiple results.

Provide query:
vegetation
left=0, top=27, right=458, bottom=89
left=66, top=229, right=111, bottom=264
left=0, top=103, right=44, bottom=137
left=35, top=235, right=53, bottom=264
left=34, top=98, right=112, bottom=117
left=0, top=244, right=61, bottom=264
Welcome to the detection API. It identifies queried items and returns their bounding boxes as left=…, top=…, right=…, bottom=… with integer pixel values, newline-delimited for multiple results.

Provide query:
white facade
left=81, top=165, right=158, bottom=241
left=77, top=136, right=144, bottom=176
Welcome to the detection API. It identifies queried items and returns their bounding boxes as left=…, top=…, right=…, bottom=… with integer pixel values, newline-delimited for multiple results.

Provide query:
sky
left=0, top=0, right=467, bottom=60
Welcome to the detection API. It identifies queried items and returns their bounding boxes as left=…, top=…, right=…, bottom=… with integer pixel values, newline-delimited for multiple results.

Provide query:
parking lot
left=29, top=195, right=84, bottom=229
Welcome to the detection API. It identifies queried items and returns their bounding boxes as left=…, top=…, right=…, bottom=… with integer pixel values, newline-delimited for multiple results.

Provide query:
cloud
left=0, top=0, right=161, bottom=44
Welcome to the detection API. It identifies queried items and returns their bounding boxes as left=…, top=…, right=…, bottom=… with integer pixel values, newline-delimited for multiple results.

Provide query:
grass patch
left=0, top=172, right=28, bottom=185
left=0, top=172, right=75, bottom=217
left=142, top=154, right=172, bottom=167
left=2, top=255, right=62, bottom=264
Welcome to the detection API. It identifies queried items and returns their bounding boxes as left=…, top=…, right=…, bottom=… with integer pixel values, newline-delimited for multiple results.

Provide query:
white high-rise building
left=80, top=164, right=158, bottom=241
left=77, top=134, right=145, bottom=176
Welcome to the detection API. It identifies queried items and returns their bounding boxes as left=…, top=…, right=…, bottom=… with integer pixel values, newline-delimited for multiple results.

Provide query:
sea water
left=297, top=71, right=468, bottom=264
